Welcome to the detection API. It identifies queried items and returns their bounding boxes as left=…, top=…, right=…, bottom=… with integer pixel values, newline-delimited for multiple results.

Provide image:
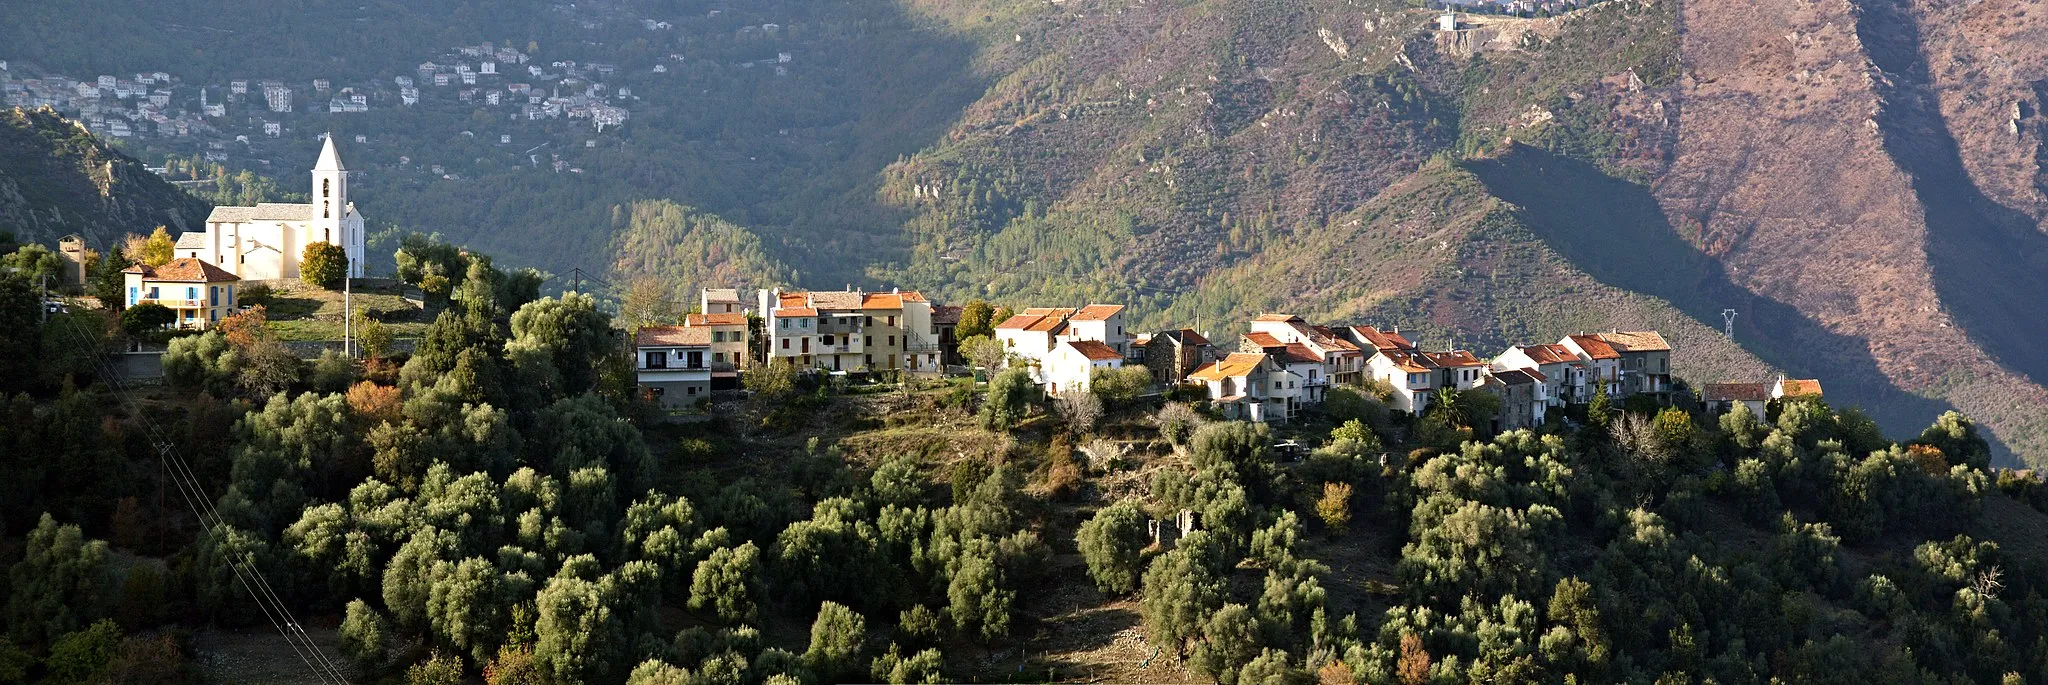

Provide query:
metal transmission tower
left=1722, top=309, right=1738, bottom=339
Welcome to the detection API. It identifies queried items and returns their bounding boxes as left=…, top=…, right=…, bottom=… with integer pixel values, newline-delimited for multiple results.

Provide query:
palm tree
left=1431, top=387, right=1466, bottom=428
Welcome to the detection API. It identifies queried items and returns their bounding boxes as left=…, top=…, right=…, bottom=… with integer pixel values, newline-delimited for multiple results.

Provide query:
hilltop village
left=629, top=286, right=1821, bottom=432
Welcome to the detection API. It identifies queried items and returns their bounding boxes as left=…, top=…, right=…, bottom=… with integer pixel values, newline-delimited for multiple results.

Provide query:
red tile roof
left=861, top=293, right=904, bottom=309
left=1244, top=332, right=1285, bottom=348
left=1159, top=329, right=1210, bottom=346
left=124, top=257, right=240, bottom=283
left=1516, top=343, right=1578, bottom=365
left=1189, top=353, right=1268, bottom=381
left=1068, top=304, right=1125, bottom=321
left=1567, top=334, right=1621, bottom=360
left=686, top=312, right=747, bottom=327
left=637, top=325, right=710, bottom=347
left=1425, top=350, right=1484, bottom=367
left=1776, top=379, right=1823, bottom=398
left=1253, top=313, right=1302, bottom=323
left=774, top=307, right=818, bottom=317
left=996, top=308, right=1076, bottom=332
left=1378, top=349, right=1437, bottom=373
left=1280, top=343, right=1323, bottom=365
left=1066, top=340, right=1124, bottom=361
left=1307, top=326, right=1362, bottom=352
left=1351, top=326, right=1416, bottom=352
left=930, top=305, right=964, bottom=325
left=1596, top=330, right=1671, bottom=353
left=1704, top=382, right=1771, bottom=402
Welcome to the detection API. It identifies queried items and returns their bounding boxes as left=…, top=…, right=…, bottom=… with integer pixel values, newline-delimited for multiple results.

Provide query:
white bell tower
left=312, top=133, right=347, bottom=248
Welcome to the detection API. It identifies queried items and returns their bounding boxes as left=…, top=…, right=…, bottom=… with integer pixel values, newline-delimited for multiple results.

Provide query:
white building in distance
left=185, top=136, right=366, bottom=280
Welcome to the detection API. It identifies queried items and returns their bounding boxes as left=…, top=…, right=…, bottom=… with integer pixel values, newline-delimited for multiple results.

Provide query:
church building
left=183, top=135, right=367, bottom=281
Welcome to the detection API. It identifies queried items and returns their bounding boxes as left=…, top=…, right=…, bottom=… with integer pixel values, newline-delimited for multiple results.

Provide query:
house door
left=801, top=337, right=810, bottom=354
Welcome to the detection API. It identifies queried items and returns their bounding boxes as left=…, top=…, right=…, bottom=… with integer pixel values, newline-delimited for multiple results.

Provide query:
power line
left=53, top=317, right=352, bottom=684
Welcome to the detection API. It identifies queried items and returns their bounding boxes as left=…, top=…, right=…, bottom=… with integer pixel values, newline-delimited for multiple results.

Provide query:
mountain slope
left=0, top=108, right=212, bottom=246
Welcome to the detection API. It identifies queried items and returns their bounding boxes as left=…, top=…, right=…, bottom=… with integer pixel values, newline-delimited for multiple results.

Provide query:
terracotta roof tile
left=1378, top=349, right=1437, bottom=373
left=1244, top=332, right=1285, bottom=348
left=1567, top=334, right=1620, bottom=360
left=1189, top=353, right=1268, bottom=381
left=1705, top=382, right=1771, bottom=402
left=1280, top=343, right=1323, bottom=364
left=861, top=293, right=903, bottom=310
left=124, top=257, right=239, bottom=282
left=1068, top=304, right=1125, bottom=321
left=1351, top=326, right=1416, bottom=352
left=1516, top=344, right=1578, bottom=365
left=1164, top=329, right=1210, bottom=346
left=686, top=312, right=747, bottom=326
left=1596, top=330, right=1670, bottom=353
left=1488, top=369, right=1542, bottom=385
left=637, top=325, right=710, bottom=347
left=806, top=291, right=864, bottom=310
left=1776, top=379, right=1823, bottom=398
left=1307, top=326, right=1361, bottom=352
left=1066, top=340, right=1124, bottom=361
left=774, top=307, right=817, bottom=317
left=930, top=305, right=964, bottom=324
left=1425, top=350, right=1484, bottom=367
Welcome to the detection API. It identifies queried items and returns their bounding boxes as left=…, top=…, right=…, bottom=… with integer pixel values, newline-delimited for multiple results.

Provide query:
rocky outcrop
left=0, top=107, right=210, bottom=248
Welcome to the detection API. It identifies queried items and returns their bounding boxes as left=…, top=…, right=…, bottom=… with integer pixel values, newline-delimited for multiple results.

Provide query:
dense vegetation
left=0, top=108, right=213, bottom=247
left=6, top=230, right=2048, bottom=683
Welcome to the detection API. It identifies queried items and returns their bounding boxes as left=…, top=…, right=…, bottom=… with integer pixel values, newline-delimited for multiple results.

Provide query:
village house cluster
left=633, top=288, right=1823, bottom=421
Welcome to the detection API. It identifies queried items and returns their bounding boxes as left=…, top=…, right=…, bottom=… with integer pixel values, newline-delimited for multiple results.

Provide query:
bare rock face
left=1653, top=0, right=2048, bottom=459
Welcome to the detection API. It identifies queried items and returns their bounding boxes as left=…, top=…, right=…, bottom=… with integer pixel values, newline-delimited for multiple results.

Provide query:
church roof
left=315, top=134, right=346, bottom=171
left=205, top=203, right=314, bottom=223
left=174, top=232, right=206, bottom=249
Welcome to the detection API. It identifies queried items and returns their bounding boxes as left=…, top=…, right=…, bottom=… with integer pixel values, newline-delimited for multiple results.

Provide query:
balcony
left=138, top=297, right=207, bottom=309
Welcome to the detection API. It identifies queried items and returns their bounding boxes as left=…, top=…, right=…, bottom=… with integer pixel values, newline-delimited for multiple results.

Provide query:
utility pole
left=39, top=274, right=49, bottom=323
left=343, top=270, right=353, bottom=358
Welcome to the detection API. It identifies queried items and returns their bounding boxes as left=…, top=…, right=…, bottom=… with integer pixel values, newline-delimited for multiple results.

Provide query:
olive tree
left=1076, top=500, right=1148, bottom=595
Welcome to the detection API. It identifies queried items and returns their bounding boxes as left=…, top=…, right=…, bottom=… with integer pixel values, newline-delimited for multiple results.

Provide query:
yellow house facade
left=123, top=258, right=242, bottom=329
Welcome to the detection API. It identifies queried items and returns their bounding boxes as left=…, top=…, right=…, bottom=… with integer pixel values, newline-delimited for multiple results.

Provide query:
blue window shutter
left=128, top=287, right=137, bottom=306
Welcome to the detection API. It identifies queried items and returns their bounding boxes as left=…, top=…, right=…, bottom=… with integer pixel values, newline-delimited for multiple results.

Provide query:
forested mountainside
left=6, top=0, right=2048, bottom=463
left=0, top=109, right=212, bottom=246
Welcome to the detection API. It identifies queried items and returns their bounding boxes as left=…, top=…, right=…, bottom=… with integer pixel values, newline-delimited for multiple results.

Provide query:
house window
left=210, top=287, right=219, bottom=306
left=644, top=351, right=667, bottom=369
left=128, top=287, right=137, bottom=306
left=780, top=319, right=789, bottom=329
left=687, top=351, right=703, bottom=368
left=887, top=316, right=896, bottom=327
left=822, top=335, right=835, bottom=346
left=865, top=354, right=873, bottom=366
left=148, top=286, right=159, bottom=300
left=865, top=316, right=873, bottom=326
left=865, top=336, right=873, bottom=347
left=687, top=386, right=698, bottom=396
left=781, top=339, right=789, bottom=350
left=323, top=200, right=330, bottom=219
left=714, top=352, right=725, bottom=363
left=187, top=287, right=198, bottom=301
left=887, top=335, right=895, bottom=346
